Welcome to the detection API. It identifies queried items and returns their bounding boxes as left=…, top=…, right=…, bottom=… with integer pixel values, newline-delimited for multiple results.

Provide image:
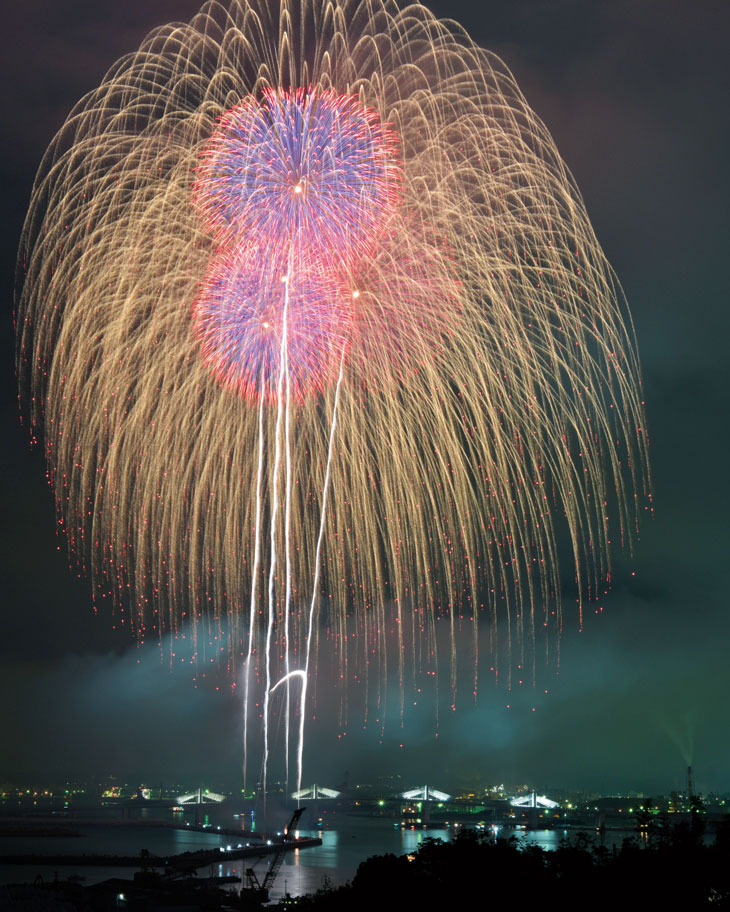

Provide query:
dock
left=0, top=835, right=322, bottom=869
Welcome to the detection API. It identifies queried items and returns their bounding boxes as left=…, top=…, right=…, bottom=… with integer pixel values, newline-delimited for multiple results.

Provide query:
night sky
left=1, top=0, right=728, bottom=795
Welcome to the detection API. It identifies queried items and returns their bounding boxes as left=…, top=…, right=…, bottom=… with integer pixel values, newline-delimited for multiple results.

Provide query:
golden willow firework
left=17, top=0, right=650, bottom=785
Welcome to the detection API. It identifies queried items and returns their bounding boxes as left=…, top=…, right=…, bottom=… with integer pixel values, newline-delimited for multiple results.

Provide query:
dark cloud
left=0, top=644, right=241, bottom=783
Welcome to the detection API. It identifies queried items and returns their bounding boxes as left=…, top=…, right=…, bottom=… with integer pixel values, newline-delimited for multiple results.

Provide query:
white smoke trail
left=296, top=348, right=346, bottom=794
left=242, top=386, right=265, bottom=789
left=263, top=266, right=290, bottom=795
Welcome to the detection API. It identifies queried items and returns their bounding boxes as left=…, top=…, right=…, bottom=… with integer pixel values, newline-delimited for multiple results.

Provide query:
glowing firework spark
left=16, top=0, right=650, bottom=792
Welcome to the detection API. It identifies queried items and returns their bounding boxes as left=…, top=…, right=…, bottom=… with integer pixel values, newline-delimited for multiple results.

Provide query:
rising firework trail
left=16, top=0, right=650, bottom=793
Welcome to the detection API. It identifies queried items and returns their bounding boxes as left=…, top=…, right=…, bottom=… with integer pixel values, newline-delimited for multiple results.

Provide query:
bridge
left=176, top=787, right=227, bottom=805
left=290, top=784, right=341, bottom=800
left=510, top=791, right=559, bottom=809
left=401, top=785, right=451, bottom=802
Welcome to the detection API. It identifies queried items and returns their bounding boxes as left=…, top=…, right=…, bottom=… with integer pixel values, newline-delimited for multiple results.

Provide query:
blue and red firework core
left=197, top=87, right=402, bottom=264
left=193, top=86, right=403, bottom=400
left=193, top=247, right=351, bottom=402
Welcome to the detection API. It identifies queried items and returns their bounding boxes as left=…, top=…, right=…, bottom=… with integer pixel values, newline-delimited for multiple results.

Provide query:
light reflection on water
left=254, top=822, right=457, bottom=900
left=0, top=818, right=630, bottom=899
left=220, top=823, right=636, bottom=900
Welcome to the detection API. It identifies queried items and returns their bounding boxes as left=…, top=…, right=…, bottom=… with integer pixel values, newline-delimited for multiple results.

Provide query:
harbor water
left=0, top=812, right=631, bottom=900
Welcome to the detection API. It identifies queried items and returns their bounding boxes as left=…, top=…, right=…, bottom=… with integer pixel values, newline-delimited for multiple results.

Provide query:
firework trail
left=16, top=0, right=650, bottom=792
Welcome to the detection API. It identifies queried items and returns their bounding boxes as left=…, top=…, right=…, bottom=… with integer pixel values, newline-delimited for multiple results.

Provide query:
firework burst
left=196, top=87, right=402, bottom=267
left=193, top=246, right=349, bottom=401
left=16, top=0, right=650, bottom=790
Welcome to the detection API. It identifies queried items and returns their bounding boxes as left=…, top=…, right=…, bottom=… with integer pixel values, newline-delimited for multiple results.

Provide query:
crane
left=241, top=807, right=306, bottom=907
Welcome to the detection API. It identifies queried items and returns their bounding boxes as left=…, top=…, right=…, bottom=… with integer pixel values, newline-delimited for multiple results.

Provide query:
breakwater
left=0, top=835, right=322, bottom=868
